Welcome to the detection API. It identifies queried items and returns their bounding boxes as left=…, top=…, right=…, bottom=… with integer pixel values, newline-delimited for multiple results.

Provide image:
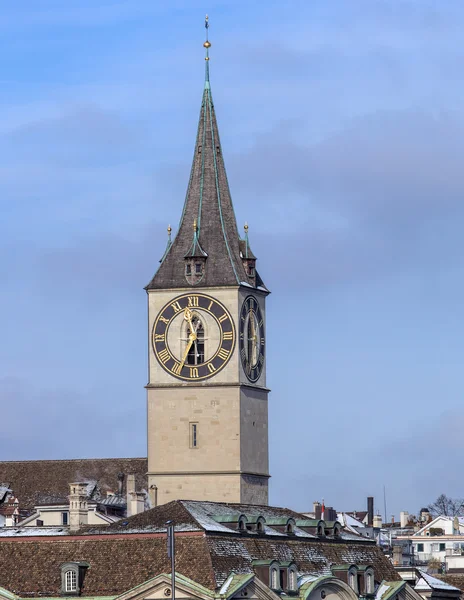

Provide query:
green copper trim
left=208, top=86, right=240, bottom=283
left=197, top=93, right=207, bottom=231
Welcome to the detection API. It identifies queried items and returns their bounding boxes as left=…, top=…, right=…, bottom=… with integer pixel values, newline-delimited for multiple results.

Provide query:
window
left=65, top=570, right=77, bottom=592
left=271, top=567, right=279, bottom=590
left=190, top=423, right=198, bottom=448
left=62, top=512, right=68, bottom=526
left=365, top=570, right=374, bottom=594
left=195, top=262, right=202, bottom=274
left=348, top=568, right=358, bottom=593
left=357, top=574, right=363, bottom=594
left=257, top=517, right=265, bottom=533
left=288, top=569, right=297, bottom=591
left=417, top=543, right=424, bottom=552
left=186, top=315, right=204, bottom=365
left=286, top=520, right=295, bottom=534
left=238, top=517, right=246, bottom=531
left=186, top=263, right=192, bottom=275
left=440, top=543, right=446, bottom=552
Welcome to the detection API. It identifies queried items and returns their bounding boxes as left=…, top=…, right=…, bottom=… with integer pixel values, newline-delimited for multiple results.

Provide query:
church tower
left=145, top=18, right=270, bottom=506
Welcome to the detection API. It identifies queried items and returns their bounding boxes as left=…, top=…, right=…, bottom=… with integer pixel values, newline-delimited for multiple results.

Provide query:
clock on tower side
left=144, top=27, right=270, bottom=506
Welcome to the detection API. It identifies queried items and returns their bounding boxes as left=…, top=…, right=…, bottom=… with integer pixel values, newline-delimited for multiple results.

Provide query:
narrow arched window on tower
left=187, top=316, right=205, bottom=365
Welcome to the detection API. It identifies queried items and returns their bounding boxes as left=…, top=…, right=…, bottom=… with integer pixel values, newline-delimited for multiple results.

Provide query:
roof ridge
left=0, top=457, right=147, bottom=464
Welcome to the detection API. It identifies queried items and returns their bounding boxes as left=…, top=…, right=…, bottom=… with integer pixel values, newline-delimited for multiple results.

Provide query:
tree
left=428, top=494, right=464, bottom=517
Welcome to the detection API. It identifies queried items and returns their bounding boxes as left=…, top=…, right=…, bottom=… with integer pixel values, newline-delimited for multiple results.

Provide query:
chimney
left=149, top=484, right=158, bottom=508
left=117, top=472, right=125, bottom=496
left=315, top=504, right=322, bottom=520
left=68, top=483, right=89, bottom=533
left=367, top=496, right=374, bottom=526
left=392, top=545, right=403, bottom=566
left=126, top=474, right=136, bottom=516
left=400, top=511, right=409, bottom=528
left=129, top=491, right=145, bottom=516
left=373, top=514, right=382, bottom=528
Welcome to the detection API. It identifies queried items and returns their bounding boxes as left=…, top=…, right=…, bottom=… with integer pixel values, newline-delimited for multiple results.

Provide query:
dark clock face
left=239, top=295, right=265, bottom=382
left=152, top=293, right=235, bottom=381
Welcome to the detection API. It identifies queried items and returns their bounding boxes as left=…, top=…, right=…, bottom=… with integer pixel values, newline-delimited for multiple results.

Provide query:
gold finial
left=193, top=218, right=198, bottom=232
left=167, top=224, right=172, bottom=235
left=204, top=14, right=211, bottom=57
left=244, top=222, right=249, bottom=233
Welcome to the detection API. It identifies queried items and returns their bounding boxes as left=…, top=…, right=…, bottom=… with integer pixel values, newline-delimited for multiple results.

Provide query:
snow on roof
left=0, top=526, right=69, bottom=537
left=337, top=512, right=367, bottom=528
left=415, top=571, right=461, bottom=592
left=0, top=486, right=11, bottom=500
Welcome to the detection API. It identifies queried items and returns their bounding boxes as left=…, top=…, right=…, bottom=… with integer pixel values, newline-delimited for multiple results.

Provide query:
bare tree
left=428, top=494, right=464, bottom=517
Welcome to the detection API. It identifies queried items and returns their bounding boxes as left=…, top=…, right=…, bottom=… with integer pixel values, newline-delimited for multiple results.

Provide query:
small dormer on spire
left=240, top=222, right=257, bottom=283
left=184, top=218, right=207, bottom=285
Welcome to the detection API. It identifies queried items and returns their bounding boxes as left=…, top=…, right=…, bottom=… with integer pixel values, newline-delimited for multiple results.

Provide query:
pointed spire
left=146, top=18, right=268, bottom=292
left=243, top=222, right=249, bottom=258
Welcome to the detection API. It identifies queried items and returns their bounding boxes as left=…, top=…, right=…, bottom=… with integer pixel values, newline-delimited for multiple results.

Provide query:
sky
left=1, top=0, right=464, bottom=520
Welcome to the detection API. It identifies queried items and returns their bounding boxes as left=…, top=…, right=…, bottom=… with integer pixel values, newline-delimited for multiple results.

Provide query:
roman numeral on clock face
left=188, top=296, right=199, bottom=307
left=158, top=348, right=170, bottom=363
left=223, top=331, right=233, bottom=340
left=171, top=301, right=182, bottom=313
left=218, top=348, right=230, bottom=361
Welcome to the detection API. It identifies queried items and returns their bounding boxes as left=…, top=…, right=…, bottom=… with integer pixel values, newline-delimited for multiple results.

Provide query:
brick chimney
left=68, top=483, right=88, bottom=533
left=367, top=496, right=374, bottom=526
left=126, top=474, right=135, bottom=517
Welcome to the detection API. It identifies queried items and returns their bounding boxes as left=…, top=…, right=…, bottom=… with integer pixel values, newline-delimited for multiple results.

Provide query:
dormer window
left=288, top=567, right=298, bottom=592
left=65, top=570, right=77, bottom=593
left=61, top=562, right=89, bottom=596
left=348, top=566, right=358, bottom=593
left=257, top=516, right=266, bottom=534
left=286, top=519, right=296, bottom=535
left=238, top=516, right=247, bottom=531
left=248, top=262, right=255, bottom=277
left=365, top=568, right=375, bottom=595
left=186, top=263, right=192, bottom=275
left=195, top=262, right=202, bottom=274
left=271, top=567, right=279, bottom=590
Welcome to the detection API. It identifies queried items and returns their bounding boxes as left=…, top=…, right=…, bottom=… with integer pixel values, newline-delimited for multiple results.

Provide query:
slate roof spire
left=146, top=17, right=266, bottom=291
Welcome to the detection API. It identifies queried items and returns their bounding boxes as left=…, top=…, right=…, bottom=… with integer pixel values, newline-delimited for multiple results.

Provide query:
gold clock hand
left=180, top=334, right=194, bottom=369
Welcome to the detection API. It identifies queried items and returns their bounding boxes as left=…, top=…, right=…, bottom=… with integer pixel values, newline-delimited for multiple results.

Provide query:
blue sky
left=2, top=0, right=464, bottom=519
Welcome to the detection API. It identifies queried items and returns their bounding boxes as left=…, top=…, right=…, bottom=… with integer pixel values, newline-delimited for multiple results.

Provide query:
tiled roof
left=206, top=536, right=398, bottom=587
left=0, top=500, right=400, bottom=597
left=435, top=574, right=464, bottom=592
left=145, top=65, right=265, bottom=291
left=0, top=534, right=214, bottom=597
left=0, top=458, right=147, bottom=513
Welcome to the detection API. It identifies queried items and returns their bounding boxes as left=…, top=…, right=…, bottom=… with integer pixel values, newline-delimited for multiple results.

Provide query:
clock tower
left=145, top=20, right=270, bottom=506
